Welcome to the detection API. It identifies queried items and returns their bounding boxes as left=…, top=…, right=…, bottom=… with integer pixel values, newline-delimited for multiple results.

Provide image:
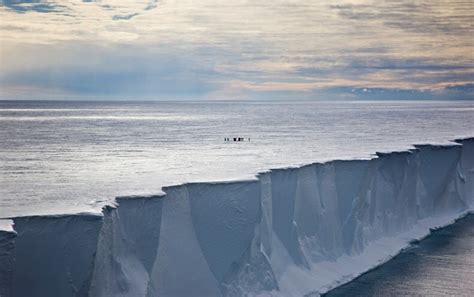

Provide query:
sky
left=0, top=0, right=473, bottom=100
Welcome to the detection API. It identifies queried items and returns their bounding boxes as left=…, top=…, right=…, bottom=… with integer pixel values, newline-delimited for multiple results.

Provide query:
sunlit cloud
left=0, top=0, right=472, bottom=100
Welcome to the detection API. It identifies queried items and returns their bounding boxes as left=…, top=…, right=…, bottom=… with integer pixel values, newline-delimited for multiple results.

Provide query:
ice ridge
left=0, top=138, right=473, bottom=297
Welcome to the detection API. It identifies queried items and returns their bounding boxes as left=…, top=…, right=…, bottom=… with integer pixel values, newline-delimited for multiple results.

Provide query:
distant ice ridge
left=0, top=138, right=473, bottom=297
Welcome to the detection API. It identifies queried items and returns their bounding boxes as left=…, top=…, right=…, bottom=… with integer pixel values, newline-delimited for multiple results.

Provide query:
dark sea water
left=324, top=214, right=474, bottom=297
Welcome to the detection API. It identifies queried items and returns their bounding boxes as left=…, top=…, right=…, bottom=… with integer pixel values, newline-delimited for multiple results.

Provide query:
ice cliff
left=0, top=138, right=473, bottom=297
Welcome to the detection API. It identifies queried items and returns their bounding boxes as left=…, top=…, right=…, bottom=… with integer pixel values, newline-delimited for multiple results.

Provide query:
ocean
left=1, top=100, right=473, bottom=218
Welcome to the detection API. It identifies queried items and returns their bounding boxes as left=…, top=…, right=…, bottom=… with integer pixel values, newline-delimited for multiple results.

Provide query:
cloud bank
left=0, top=0, right=472, bottom=100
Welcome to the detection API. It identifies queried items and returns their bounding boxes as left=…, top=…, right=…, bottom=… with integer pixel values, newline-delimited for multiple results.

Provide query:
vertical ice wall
left=11, top=215, right=102, bottom=297
left=0, top=220, right=15, bottom=297
left=146, top=186, right=221, bottom=296
left=457, top=138, right=474, bottom=207
left=1, top=138, right=473, bottom=297
left=89, top=196, right=164, bottom=297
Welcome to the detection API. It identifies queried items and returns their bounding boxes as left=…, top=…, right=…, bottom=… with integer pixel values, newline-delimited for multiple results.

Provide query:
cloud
left=112, top=13, right=140, bottom=21
left=0, top=0, right=66, bottom=13
left=111, top=0, right=159, bottom=20
left=445, top=83, right=474, bottom=97
left=0, top=0, right=472, bottom=100
left=0, top=43, right=218, bottom=100
left=331, top=1, right=473, bottom=35
left=145, top=0, right=158, bottom=11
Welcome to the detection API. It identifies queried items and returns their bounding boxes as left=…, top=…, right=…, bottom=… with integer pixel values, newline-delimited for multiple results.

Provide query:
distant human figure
left=226, top=137, right=250, bottom=142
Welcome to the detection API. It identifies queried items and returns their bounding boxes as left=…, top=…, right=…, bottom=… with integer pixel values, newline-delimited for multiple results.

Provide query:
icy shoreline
left=1, top=137, right=473, bottom=297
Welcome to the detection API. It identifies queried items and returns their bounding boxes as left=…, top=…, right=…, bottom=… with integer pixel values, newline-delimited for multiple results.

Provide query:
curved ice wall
left=1, top=138, right=473, bottom=297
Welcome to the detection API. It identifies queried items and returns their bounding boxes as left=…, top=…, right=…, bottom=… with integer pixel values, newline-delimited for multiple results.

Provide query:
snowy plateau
left=0, top=138, right=473, bottom=297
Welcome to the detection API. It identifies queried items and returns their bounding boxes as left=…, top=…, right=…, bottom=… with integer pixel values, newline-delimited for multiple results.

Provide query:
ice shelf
left=0, top=138, right=473, bottom=297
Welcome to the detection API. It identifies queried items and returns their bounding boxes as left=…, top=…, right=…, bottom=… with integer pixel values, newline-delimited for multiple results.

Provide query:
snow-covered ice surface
left=0, top=220, right=14, bottom=233
left=0, top=100, right=473, bottom=218
left=0, top=101, right=474, bottom=297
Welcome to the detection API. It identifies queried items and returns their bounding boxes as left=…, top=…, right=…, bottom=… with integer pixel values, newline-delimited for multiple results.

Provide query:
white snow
left=0, top=220, right=14, bottom=233
left=1, top=138, right=473, bottom=297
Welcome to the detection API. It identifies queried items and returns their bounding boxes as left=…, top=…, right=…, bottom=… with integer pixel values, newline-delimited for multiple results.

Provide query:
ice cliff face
left=1, top=138, right=473, bottom=297
left=0, top=220, right=15, bottom=297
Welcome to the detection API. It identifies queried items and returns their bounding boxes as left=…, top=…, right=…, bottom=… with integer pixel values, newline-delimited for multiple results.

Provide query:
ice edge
left=0, top=136, right=473, bottom=297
